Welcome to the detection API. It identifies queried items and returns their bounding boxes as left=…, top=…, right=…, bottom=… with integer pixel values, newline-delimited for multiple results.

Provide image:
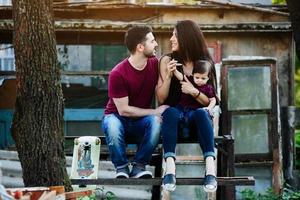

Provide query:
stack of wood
left=5, top=186, right=93, bottom=200
left=0, top=150, right=153, bottom=199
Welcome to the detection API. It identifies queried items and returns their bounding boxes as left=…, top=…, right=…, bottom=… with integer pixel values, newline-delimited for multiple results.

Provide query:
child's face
left=193, top=72, right=209, bottom=86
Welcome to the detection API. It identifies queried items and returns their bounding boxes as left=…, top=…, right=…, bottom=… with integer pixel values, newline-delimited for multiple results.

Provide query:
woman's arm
left=156, top=56, right=177, bottom=104
left=181, top=75, right=210, bottom=106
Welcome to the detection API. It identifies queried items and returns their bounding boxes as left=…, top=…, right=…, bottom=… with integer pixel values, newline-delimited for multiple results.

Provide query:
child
left=173, top=60, right=217, bottom=137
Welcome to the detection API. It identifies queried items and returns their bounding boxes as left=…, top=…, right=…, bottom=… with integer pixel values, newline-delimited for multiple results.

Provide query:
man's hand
left=154, top=105, right=169, bottom=116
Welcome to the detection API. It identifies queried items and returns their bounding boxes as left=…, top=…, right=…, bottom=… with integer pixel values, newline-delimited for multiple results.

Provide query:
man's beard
left=143, top=50, right=156, bottom=58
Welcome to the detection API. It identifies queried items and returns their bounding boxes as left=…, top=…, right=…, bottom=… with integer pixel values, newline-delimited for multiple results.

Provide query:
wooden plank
left=64, top=108, right=104, bottom=121
left=64, top=135, right=233, bottom=145
left=0, top=160, right=21, bottom=172
left=65, top=190, right=93, bottom=200
left=1, top=176, right=24, bottom=188
left=0, top=110, right=14, bottom=148
left=176, top=156, right=204, bottom=162
left=201, top=0, right=289, bottom=16
left=0, top=70, right=110, bottom=76
left=71, top=176, right=255, bottom=186
left=0, top=150, right=18, bottom=160
left=61, top=70, right=109, bottom=76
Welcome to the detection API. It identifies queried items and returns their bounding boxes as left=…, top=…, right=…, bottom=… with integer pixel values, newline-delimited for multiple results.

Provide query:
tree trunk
left=286, top=0, right=300, bottom=59
left=12, top=0, right=71, bottom=190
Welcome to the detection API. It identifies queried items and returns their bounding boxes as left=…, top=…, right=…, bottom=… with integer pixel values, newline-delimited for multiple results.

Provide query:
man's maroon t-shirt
left=104, top=57, right=158, bottom=115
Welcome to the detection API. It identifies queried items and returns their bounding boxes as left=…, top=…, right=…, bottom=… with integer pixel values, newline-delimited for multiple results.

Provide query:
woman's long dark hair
left=171, top=20, right=218, bottom=93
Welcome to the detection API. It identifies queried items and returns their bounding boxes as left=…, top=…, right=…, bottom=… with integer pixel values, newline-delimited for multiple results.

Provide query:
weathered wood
left=71, top=177, right=255, bottom=186
left=281, top=106, right=295, bottom=185
left=286, top=0, right=300, bottom=59
left=296, top=107, right=300, bottom=126
left=0, top=150, right=19, bottom=161
left=61, top=70, right=109, bottom=76
left=0, top=70, right=109, bottom=76
left=64, top=135, right=233, bottom=145
left=201, top=0, right=289, bottom=16
left=221, top=57, right=280, bottom=195
left=0, top=71, right=15, bottom=76
left=1, top=176, right=24, bottom=188
left=65, top=134, right=237, bottom=199
left=176, top=156, right=204, bottom=162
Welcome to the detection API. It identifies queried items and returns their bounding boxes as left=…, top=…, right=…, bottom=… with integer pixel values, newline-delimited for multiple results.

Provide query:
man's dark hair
left=125, top=26, right=153, bottom=54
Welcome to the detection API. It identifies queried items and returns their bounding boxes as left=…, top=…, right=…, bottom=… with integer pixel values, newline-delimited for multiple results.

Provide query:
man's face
left=193, top=72, right=209, bottom=86
left=142, top=32, right=158, bottom=57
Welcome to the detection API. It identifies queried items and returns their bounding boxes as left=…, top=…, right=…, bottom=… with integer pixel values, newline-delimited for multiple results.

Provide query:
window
left=0, top=44, right=15, bottom=71
left=57, top=44, right=128, bottom=109
left=58, top=44, right=128, bottom=136
left=221, top=57, right=278, bottom=160
left=221, top=56, right=281, bottom=196
left=0, top=0, right=11, bottom=6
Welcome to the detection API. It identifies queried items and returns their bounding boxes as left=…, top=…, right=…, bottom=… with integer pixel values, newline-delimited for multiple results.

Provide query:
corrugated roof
left=0, top=20, right=291, bottom=32
left=50, top=0, right=288, bottom=16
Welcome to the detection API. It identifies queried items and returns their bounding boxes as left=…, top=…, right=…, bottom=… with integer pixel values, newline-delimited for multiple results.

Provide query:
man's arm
left=113, top=96, right=168, bottom=117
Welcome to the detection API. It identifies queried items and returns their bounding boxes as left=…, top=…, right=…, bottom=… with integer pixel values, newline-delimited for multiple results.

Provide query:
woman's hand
left=180, top=75, right=198, bottom=95
left=165, top=59, right=178, bottom=79
left=156, top=56, right=176, bottom=104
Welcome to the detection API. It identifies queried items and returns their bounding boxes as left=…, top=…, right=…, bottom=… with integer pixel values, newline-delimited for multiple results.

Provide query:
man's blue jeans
left=161, top=107, right=215, bottom=160
left=102, top=114, right=161, bottom=170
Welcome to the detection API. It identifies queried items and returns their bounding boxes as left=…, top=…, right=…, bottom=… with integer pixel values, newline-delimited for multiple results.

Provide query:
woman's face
left=170, top=29, right=179, bottom=51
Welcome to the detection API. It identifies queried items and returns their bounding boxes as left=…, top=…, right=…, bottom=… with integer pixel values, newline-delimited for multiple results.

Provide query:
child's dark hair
left=193, top=59, right=220, bottom=104
left=192, top=60, right=212, bottom=77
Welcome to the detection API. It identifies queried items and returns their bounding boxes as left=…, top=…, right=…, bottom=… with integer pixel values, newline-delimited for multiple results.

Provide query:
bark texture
left=12, top=0, right=71, bottom=190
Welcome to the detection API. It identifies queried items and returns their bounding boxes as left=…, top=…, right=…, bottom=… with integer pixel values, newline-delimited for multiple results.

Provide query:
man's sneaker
left=130, top=164, right=152, bottom=178
left=115, top=166, right=130, bottom=178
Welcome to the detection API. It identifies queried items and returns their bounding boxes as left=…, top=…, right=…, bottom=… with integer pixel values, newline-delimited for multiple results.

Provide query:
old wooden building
left=0, top=0, right=294, bottom=199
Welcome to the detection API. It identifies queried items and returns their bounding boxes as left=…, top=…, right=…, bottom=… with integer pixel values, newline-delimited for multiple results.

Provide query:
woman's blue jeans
left=102, top=114, right=161, bottom=169
left=161, top=107, right=215, bottom=160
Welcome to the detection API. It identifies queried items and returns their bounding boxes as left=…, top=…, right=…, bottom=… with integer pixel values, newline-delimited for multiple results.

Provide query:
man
left=102, top=26, right=168, bottom=178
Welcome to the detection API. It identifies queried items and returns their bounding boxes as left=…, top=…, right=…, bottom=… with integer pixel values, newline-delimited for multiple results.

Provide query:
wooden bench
left=65, top=134, right=255, bottom=200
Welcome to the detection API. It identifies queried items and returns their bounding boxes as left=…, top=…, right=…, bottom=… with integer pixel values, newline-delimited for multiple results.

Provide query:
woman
left=156, top=20, right=218, bottom=193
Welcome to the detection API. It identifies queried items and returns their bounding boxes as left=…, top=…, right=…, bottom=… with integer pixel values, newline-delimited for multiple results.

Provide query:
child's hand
left=203, top=107, right=214, bottom=118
